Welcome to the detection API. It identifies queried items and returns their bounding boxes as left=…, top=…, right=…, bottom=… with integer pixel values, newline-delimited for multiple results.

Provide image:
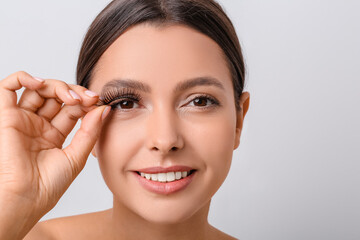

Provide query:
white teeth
left=139, top=171, right=192, bottom=182
left=166, top=172, right=175, bottom=182
left=151, top=174, right=158, bottom=181
left=158, top=173, right=167, bottom=182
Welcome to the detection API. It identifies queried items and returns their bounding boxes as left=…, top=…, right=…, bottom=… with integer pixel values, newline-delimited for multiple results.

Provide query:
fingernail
left=33, top=77, right=45, bottom=82
left=69, top=90, right=81, bottom=100
left=85, top=90, right=98, bottom=98
left=102, top=106, right=111, bottom=121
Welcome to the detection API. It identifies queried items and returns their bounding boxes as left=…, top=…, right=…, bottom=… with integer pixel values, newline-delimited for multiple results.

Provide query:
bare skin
left=26, top=205, right=237, bottom=240
left=0, top=72, right=110, bottom=239
left=2, top=24, right=248, bottom=240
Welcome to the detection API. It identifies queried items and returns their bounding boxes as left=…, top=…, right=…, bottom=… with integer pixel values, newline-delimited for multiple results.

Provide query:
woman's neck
left=109, top=197, right=212, bottom=240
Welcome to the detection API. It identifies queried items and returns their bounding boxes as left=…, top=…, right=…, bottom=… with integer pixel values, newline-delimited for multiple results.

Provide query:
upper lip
left=135, top=165, right=194, bottom=174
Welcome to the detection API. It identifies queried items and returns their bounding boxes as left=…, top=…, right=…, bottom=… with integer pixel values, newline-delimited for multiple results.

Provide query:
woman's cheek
left=96, top=113, right=145, bottom=180
left=186, top=110, right=236, bottom=179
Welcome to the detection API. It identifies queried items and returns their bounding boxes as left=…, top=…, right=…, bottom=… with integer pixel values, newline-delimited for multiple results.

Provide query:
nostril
left=150, top=146, right=178, bottom=153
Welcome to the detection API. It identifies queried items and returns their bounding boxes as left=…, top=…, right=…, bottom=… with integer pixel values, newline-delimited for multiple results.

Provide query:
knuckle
left=79, top=127, right=93, bottom=142
left=63, top=106, right=85, bottom=121
left=47, top=79, right=69, bottom=89
left=70, top=84, right=86, bottom=91
left=0, top=71, right=26, bottom=86
left=47, top=80, right=69, bottom=96
left=57, top=81, right=71, bottom=94
left=63, top=109, right=78, bottom=121
left=59, top=81, right=70, bottom=88
left=16, top=71, right=29, bottom=78
left=17, top=70, right=27, bottom=75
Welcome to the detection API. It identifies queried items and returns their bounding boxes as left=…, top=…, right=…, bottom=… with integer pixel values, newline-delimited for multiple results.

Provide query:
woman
left=0, top=0, right=250, bottom=239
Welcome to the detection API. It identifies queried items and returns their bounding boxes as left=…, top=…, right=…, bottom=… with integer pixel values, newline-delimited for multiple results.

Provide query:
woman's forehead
left=90, top=23, right=232, bottom=92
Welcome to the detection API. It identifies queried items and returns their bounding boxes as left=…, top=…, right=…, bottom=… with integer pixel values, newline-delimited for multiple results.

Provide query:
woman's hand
left=0, top=71, right=109, bottom=239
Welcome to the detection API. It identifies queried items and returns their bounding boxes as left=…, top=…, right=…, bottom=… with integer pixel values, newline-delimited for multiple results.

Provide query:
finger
left=35, top=85, right=98, bottom=121
left=68, top=84, right=99, bottom=107
left=34, top=79, right=82, bottom=106
left=63, top=106, right=110, bottom=179
left=36, top=98, right=63, bottom=121
left=50, top=104, right=98, bottom=138
left=0, top=71, right=45, bottom=108
left=0, top=72, right=83, bottom=109
left=17, top=88, right=45, bottom=112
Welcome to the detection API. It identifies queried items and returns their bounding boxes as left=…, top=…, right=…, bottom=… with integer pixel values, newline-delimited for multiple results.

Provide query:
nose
left=145, top=106, right=184, bottom=155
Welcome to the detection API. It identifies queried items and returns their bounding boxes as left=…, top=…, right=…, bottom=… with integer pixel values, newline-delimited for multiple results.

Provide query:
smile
left=137, top=170, right=194, bottom=183
left=133, top=166, right=197, bottom=194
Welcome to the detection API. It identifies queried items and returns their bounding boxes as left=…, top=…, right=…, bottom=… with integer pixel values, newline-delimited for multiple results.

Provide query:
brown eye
left=119, top=100, right=134, bottom=109
left=186, top=95, right=220, bottom=109
left=193, top=97, right=208, bottom=107
left=112, top=99, right=140, bottom=110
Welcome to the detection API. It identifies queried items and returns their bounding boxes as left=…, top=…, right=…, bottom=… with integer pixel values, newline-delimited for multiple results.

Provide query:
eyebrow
left=100, top=76, right=225, bottom=95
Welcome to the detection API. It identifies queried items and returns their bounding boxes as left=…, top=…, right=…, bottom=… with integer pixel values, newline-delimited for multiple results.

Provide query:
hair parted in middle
left=77, top=0, right=245, bottom=110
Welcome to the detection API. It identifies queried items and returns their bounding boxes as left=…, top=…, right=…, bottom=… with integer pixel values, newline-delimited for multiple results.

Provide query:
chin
left=120, top=192, right=210, bottom=225
left=140, top=205, right=197, bottom=225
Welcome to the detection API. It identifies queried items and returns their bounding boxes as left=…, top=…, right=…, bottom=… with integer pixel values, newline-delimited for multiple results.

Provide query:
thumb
left=63, top=105, right=110, bottom=179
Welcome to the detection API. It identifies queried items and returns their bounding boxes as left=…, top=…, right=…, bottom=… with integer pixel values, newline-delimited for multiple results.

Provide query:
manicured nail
left=85, top=90, right=98, bottom=98
left=69, top=90, right=81, bottom=100
left=102, top=106, right=111, bottom=121
left=33, top=77, right=45, bottom=82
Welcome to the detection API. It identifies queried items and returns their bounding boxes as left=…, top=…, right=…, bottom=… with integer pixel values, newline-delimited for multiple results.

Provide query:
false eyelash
left=96, top=88, right=142, bottom=107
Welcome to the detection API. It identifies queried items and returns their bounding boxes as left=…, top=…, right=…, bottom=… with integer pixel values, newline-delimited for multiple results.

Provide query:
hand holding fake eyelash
left=96, top=88, right=220, bottom=110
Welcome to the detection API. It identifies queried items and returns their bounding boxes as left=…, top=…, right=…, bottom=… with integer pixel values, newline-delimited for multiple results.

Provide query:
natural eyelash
left=190, top=94, right=220, bottom=107
left=96, top=88, right=142, bottom=107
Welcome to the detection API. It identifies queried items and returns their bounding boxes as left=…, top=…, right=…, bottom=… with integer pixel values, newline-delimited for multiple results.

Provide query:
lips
left=136, top=165, right=193, bottom=174
left=132, top=165, right=197, bottom=195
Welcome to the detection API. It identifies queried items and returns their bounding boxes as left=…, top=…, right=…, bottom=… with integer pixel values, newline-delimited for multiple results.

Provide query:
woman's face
left=89, top=23, right=247, bottom=223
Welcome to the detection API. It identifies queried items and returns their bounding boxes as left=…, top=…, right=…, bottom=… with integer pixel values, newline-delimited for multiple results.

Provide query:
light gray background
left=1, top=1, right=359, bottom=239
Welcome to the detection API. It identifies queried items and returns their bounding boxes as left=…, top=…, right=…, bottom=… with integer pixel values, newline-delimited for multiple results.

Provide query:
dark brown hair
left=77, top=0, right=245, bottom=110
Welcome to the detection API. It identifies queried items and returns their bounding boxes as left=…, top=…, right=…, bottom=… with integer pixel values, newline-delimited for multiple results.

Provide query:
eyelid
left=182, top=93, right=220, bottom=107
left=96, top=88, right=220, bottom=110
left=97, top=88, right=142, bottom=106
left=109, top=96, right=140, bottom=104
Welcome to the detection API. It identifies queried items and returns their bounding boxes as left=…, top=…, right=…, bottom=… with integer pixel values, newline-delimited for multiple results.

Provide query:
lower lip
left=133, top=171, right=196, bottom=195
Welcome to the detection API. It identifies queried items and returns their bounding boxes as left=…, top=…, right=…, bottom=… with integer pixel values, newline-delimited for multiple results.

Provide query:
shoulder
left=24, top=209, right=112, bottom=240
left=208, top=225, right=238, bottom=240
